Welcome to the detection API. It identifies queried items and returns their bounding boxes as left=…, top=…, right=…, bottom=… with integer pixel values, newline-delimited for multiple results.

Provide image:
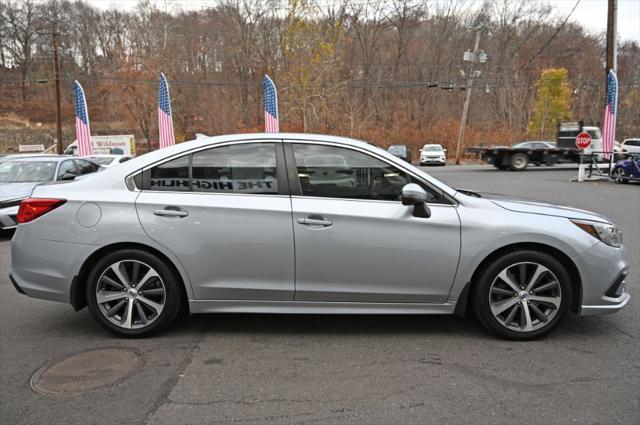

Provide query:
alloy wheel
left=95, top=260, right=166, bottom=329
left=489, top=262, right=562, bottom=332
left=613, top=167, right=626, bottom=183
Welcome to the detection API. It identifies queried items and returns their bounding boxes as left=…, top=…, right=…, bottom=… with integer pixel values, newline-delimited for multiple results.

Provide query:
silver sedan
left=9, top=134, right=630, bottom=339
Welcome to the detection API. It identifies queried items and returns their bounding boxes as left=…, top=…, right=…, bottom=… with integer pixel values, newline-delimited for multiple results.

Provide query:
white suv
left=621, top=139, right=640, bottom=154
left=420, top=144, right=446, bottom=166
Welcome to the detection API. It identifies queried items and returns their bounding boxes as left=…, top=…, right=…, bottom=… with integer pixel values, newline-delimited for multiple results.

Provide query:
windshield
left=388, top=145, right=407, bottom=155
left=423, top=145, right=442, bottom=152
left=88, top=157, right=115, bottom=165
left=0, top=160, right=57, bottom=183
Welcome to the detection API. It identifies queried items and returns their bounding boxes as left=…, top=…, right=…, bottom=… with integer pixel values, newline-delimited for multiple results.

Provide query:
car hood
left=0, top=182, right=38, bottom=202
left=471, top=191, right=612, bottom=223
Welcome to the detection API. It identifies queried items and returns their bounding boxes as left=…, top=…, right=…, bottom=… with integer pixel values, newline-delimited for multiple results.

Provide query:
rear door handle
left=297, top=215, right=333, bottom=227
left=153, top=207, right=188, bottom=218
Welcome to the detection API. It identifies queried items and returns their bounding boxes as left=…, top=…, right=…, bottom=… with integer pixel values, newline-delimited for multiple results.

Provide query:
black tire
left=612, top=167, right=628, bottom=184
left=509, top=153, right=529, bottom=171
left=472, top=250, right=573, bottom=340
left=86, top=249, right=183, bottom=337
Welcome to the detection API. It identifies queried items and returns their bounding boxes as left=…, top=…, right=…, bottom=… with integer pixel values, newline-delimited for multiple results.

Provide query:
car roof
left=4, top=154, right=74, bottom=162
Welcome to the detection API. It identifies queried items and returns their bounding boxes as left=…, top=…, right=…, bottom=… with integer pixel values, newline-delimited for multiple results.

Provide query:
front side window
left=57, top=160, right=78, bottom=180
left=292, top=143, right=445, bottom=203
left=75, top=159, right=100, bottom=175
left=144, top=142, right=279, bottom=194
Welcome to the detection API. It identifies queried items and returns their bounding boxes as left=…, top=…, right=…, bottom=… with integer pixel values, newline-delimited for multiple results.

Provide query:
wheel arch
left=454, top=242, right=582, bottom=317
left=70, top=242, right=190, bottom=312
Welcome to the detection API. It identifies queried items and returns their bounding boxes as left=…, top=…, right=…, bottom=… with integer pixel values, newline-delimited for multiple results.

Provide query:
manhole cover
left=30, top=347, right=145, bottom=395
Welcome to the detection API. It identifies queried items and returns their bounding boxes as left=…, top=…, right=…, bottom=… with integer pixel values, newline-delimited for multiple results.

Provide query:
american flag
left=263, top=75, right=279, bottom=133
left=158, top=73, right=176, bottom=148
left=602, top=69, right=618, bottom=159
left=73, top=81, right=93, bottom=156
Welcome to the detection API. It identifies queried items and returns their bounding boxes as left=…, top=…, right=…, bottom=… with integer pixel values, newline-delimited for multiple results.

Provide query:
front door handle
left=153, top=207, right=188, bottom=218
left=297, top=215, right=333, bottom=227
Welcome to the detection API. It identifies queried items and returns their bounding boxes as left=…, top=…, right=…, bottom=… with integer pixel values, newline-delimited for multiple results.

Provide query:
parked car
left=0, top=155, right=101, bottom=230
left=420, top=144, right=446, bottom=166
left=612, top=154, right=640, bottom=183
left=9, top=134, right=629, bottom=340
left=387, top=144, right=412, bottom=162
left=621, top=138, right=640, bottom=154
left=87, top=154, right=133, bottom=168
left=512, top=141, right=556, bottom=149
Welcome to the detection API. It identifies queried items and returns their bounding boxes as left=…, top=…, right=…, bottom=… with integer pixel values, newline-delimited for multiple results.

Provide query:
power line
left=513, top=0, right=582, bottom=74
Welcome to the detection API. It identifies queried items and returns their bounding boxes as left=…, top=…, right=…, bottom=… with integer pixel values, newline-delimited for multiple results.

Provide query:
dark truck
left=467, top=122, right=604, bottom=171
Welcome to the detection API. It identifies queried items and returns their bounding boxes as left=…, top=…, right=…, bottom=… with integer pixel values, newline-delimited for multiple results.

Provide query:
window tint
left=75, top=159, right=99, bottom=175
left=192, top=143, right=278, bottom=194
left=292, top=144, right=444, bottom=203
left=144, top=142, right=279, bottom=194
left=57, top=160, right=78, bottom=180
left=148, top=155, right=190, bottom=191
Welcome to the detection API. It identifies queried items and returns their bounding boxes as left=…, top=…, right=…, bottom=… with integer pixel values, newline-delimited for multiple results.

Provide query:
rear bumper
left=0, top=205, right=19, bottom=230
left=10, top=225, right=91, bottom=304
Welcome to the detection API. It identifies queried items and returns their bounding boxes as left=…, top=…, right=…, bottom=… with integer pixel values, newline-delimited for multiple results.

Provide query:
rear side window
left=291, top=143, right=447, bottom=203
left=143, top=142, right=279, bottom=194
left=192, top=143, right=278, bottom=193
left=148, top=155, right=190, bottom=191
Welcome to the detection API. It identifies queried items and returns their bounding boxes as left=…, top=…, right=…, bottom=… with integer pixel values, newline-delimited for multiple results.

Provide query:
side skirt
left=189, top=300, right=457, bottom=315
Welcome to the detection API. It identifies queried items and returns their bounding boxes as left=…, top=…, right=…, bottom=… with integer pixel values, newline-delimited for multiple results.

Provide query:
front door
left=135, top=141, right=295, bottom=300
left=286, top=142, right=461, bottom=303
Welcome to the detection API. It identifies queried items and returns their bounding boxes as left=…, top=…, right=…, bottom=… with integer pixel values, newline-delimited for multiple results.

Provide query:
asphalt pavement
left=1, top=164, right=638, bottom=425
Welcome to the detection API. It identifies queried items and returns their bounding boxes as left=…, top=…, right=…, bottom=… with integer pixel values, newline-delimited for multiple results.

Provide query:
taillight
left=16, top=198, right=66, bottom=224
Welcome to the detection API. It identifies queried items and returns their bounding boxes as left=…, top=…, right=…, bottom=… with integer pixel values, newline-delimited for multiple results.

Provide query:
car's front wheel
left=86, top=249, right=183, bottom=337
left=473, top=250, right=572, bottom=340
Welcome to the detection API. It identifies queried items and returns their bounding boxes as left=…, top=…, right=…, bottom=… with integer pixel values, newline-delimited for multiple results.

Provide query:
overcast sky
left=83, top=0, right=639, bottom=42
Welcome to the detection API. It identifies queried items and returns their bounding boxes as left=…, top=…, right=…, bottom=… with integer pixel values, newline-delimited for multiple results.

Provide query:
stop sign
left=575, top=132, right=592, bottom=149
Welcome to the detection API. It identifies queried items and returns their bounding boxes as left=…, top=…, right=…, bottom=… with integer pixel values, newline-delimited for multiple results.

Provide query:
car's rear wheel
left=86, top=249, right=182, bottom=337
left=612, top=167, right=628, bottom=184
left=473, top=250, right=572, bottom=340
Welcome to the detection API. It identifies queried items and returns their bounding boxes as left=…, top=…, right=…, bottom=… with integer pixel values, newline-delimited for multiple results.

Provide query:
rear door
left=285, top=141, right=461, bottom=303
left=135, top=140, right=295, bottom=301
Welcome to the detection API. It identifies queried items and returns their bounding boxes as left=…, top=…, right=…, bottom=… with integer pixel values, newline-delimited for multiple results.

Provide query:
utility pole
left=52, top=28, right=63, bottom=154
left=605, top=0, right=617, bottom=75
left=454, top=26, right=488, bottom=165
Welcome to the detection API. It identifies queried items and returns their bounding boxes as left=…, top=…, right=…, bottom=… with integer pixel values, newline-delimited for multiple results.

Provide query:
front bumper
left=574, top=242, right=631, bottom=316
left=421, top=157, right=445, bottom=164
left=0, top=205, right=19, bottom=230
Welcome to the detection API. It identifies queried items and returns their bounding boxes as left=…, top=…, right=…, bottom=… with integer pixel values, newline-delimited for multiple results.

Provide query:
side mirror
left=401, top=183, right=431, bottom=218
left=443, top=149, right=448, bottom=153
left=61, top=173, right=77, bottom=181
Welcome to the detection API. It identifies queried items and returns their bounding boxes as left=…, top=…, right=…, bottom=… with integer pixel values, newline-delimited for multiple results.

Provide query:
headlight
left=571, top=219, right=623, bottom=247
